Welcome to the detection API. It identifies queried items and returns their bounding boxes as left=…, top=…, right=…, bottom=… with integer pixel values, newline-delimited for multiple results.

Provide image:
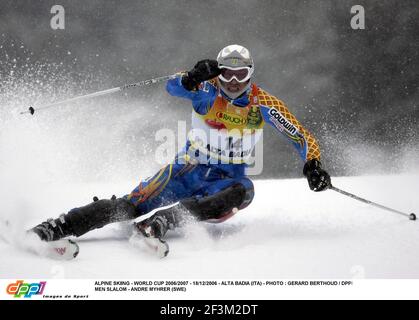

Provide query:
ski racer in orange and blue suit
left=31, top=45, right=331, bottom=251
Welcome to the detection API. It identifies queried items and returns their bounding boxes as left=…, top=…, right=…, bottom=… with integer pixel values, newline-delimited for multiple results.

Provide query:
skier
left=31, top=44, right=331, bottom=257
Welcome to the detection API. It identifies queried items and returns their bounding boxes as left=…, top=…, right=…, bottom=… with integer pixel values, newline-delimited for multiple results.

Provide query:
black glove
left=181, top=59, right=221, bottom=91
left=303, top=159, right=331, bottom=192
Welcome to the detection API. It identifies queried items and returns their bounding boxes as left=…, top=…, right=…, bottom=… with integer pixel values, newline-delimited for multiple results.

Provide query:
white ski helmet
left=217, top=44, right=254, bottom=99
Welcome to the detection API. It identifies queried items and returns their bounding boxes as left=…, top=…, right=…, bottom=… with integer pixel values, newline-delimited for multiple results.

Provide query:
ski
left=27, top=234, right=80, bottom=260
left=0, top=219, right=79, bottom=260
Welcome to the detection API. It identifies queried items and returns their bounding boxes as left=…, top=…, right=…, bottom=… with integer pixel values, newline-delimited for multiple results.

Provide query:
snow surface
left=1, top=174, right=418, bottom=279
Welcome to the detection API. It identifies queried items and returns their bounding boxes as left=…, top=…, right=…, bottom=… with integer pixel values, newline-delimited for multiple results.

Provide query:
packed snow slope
left=0, top=174, right=418, bottom=279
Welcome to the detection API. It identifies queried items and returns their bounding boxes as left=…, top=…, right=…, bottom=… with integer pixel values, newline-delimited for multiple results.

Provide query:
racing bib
left=188, top=86, right=265, bottom=164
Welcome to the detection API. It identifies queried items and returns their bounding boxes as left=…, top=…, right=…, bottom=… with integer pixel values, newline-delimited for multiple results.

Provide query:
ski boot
left=132, top=208, right=182, bottom=258
left=28, top=214, right=79, bottom=260
left=31, top=214, right=73, bottom=242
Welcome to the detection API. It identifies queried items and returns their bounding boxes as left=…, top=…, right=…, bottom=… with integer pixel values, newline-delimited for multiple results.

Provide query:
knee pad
left=181, top=182, right=250, bottom=222
left=236, top=178, right=254, bottom=210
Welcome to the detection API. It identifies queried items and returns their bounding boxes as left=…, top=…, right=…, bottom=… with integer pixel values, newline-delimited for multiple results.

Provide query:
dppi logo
left=6, top=280, right=46, bottom=298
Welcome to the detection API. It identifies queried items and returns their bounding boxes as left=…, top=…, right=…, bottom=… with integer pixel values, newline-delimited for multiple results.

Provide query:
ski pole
left=329, top=185, right=416, bottom=221
left=20, top=73, right=179, bottom=115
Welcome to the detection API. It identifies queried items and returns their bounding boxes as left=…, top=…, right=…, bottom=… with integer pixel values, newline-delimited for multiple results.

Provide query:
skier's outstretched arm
left=259, top=89, right=331, bottom=191
left=166, top=60, right=221, bottom=115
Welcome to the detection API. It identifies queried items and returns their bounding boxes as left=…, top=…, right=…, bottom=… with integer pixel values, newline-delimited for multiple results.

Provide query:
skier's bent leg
left=136, top=180, right=254, bottom=239
left=196, top=177, right=255, bottom=222
left=31, top=197, right=138, bottom=241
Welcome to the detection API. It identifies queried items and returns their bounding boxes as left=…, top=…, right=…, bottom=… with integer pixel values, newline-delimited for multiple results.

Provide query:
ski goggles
left=218, top=66, right=253, bottom=83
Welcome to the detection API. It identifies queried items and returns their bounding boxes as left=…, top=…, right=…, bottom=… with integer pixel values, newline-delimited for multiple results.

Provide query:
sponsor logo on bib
left=216, top=111, right=247, bottom=125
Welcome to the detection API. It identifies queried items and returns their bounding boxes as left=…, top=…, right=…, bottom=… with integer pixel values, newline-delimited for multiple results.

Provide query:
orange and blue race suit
left=126, top=75, right=321, bottom=220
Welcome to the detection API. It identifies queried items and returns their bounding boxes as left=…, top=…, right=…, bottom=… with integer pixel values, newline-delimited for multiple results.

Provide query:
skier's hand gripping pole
left=329, top=185, right=416, bottom=221
left=20, top=73, right=179, bottom=115
left=303, top=159, right=331, bottom=192
left=181, top=59, right=221, bottom=91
